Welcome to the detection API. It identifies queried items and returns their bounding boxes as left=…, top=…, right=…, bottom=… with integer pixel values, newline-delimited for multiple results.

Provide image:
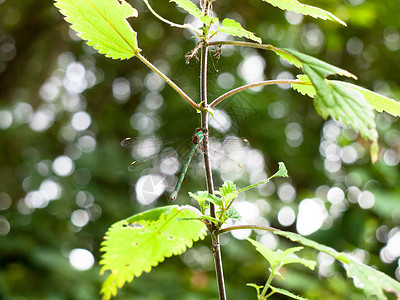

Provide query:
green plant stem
left=237, top=175, right=275, bottom=193
left=265, top=290, right=276, bottom=298
left=260, top=268, right=275, bottom=298
left=136, top=52, right=199, bottom=110
left=210, top=79, right=300, bottom=108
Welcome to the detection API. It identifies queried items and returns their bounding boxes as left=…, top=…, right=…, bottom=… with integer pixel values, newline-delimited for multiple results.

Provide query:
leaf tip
left=370, top=142, right=379, bottom=164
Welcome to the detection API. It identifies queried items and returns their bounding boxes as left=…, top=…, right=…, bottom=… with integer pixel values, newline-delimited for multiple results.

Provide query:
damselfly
left=121, top=129, right=248, bottom=201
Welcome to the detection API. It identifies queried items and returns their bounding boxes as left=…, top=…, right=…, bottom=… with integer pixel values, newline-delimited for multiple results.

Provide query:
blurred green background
left=1, top=0, right=400, bottom=299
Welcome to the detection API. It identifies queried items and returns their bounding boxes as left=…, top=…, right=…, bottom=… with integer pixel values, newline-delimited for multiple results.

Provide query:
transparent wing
left=121, top=136, right=185, bottom=149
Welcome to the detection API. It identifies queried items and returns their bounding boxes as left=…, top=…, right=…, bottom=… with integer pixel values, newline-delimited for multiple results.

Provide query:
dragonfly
left=121, top=128, right=248, bottom=201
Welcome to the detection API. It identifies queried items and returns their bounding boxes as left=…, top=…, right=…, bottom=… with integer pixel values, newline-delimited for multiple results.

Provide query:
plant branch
left=199, top=20, right=226, bottom=299
left=136, top=52, right=199, bottom=110
left=217, top=224, right=277, bottom=235
left=142, top=0, right=201, bottom=35
left=210, top=79, right=300, bottom=108
left=208, top=40, right=279, bottom=51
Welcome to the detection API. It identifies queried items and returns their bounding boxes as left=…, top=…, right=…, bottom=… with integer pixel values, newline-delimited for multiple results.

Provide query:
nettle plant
left=55, top=0, right=400, bottom=299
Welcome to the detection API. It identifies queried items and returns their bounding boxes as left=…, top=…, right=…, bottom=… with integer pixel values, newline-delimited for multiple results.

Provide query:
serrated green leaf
left=218, top=18, right=262, bottom=44
left=286, top=49, right=378, bottom=143
left=189, top=191, right=210, bottom=208
left=273, top=229, right=400, bottom=299
left=270, top=286, right=307, bottom=300
left=331, top=81, right=400, bottom=118
left=225, top=206, right=242, bottom=220
left=261, top=0, right=346, bottom=26
left=271, top=48, right=303, bottom=68
left=220, top=181, right=237, bottom=196
left=273, top=229, right=347, bottom=262
left=100, top=205, right=207, bottom=300
left=170, top=0, right=203, bottom=20
left=54, top=0, right=140, bottom=60
left=286, top=49, right=357, bottom=79
left=272, top=162, right=289, bottom=178
left=291, top=75, right=316, bottom=97
left=247, top=238, right=279, bottom=268
left=346, top=259, right=400, bottom=300
left=292, top=75, right=400, bottom=119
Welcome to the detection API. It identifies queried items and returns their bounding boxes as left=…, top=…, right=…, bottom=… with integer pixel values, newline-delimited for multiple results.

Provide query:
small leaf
left=218, top=18, right=262, bottom=44
left=220, top=181, right=237, bottom=196
left=225, top=206, right=242, bottom=220
left=189, top=191, right=210, bottom=209
left=261, top=0, right=346, bottom=26
left=286, top=49, right=378, bottom=143
left=100, top=205, right=207, bottom=300
left=54, top=0, right=140, bottom=60
left=272, top=162, right=289, bottom=178
left=270, top=286, right=308, bottom=300
left=208, top=194, right=223, bottom=207
left=247, top=238, right=279, bottom=268
left=370, top=141, right=379, bottom=164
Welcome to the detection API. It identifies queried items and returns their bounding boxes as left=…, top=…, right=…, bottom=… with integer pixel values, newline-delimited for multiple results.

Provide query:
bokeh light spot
left=71, top=111, right=91, bottom=131
left=278, top=206, right=296, bottom=226
left=53, top=156, right=75, bottom=177
left=69, top=248, right=94, bottom=271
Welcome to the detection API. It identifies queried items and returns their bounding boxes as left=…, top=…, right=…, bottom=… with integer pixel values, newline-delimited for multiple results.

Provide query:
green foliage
left=46, top=1, right=400, bottom=299
left=260, top=0, right=346, bottom=26
left=54, top=0, right=140, bottom=59
left=346, top=260, right=400, bottom=300
left=217, top=18, right=262, bottom=44
left=225, top=206, right=242, bottom=221
left=273, top=229, right=400, bottom=300
left=247, top=239, right=316, bottom=271
left=189, top=181, right=241, bottom=226
left=292, top=75, right=400, bottom=118
left=247, top=238, right=315, bottom=299
left=270, top=286, right=307, bottom=300
left=219, top=180, right=238, bottom=202
left=332, top=81, right=400, bottom=118
left=274, top=162, right=288, bottom=178
left=270, top=47, right=303, bottom=68
left=100, top=205, right=207, bottom=299
left=285, top=49, right=378, bottom=144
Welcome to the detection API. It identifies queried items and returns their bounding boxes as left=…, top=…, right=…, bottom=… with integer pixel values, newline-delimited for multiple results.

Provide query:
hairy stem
left=210, top=79, right=300, bottom=108
left=200, top=39, right=227, bottom=300
left=136, top=52, right=199, bottom=110
left=217, top=224, right=277, bottom=235
left=208, top=40, right=279, bottom=52
left=142, top=0, right=201, bottom=35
